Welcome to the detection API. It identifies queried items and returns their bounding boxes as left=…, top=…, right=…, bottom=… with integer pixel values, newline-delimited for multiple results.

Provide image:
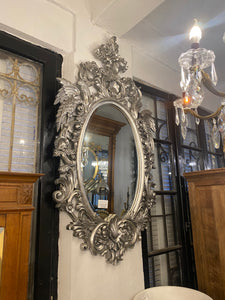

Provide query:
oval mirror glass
left=81, top=104, right=138, bottom=218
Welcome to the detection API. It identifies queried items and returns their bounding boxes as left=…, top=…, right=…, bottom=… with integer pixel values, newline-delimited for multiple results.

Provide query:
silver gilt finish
left=53, top=36, right=155, bottom=264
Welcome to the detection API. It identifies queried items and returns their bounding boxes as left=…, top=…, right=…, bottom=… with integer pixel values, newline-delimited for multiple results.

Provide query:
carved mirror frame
left=53, top=37, right=155, bottom=264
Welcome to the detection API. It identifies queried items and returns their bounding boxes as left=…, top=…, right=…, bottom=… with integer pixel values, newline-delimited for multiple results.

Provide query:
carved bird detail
left=55, top=78, right=81, bottom=131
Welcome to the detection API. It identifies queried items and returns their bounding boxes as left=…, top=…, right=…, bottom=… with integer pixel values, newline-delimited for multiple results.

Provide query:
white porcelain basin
left=133, top=286, right=213, bottom=300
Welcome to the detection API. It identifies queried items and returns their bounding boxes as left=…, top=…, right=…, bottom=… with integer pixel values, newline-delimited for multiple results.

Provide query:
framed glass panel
left=204, top=119, right=215, bottom=152
left=150, top=195, right=176, bottom=216
left=148, top=251, right=182, bottom=287
left=166, top=215, right=177, bottom=247
left=148, top=217, right=166, bottom=251
left=141, top=93, right=155, bottom=118
left=149, top=254, right=168, bottom=286
left=0, top=49, right=42, bottom=172
left=183, top=129, right=199, bottom=148
left=168, top=251, right=182, bottom=285
left=164, top=195, right=175, bottom=215
left=150, top=195, right=164, bottom=216
left=147, top=214, right=178, bottom=251
left=181, top=148, right=202, bottom=174
left=153, top=143, right=174, bottom=191
left=180, top=114, right=199, bottom=147
left=157, top=120, right=168, bottom=140
left=157, top=100, right=167, bottom=121
left=207, top=154, right=224, bottom=169
left=0, top=83, right=13, bottom=170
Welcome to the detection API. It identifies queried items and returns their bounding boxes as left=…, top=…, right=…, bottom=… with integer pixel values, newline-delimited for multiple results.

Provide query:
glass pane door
left=0, top=49, right=42, bottom=172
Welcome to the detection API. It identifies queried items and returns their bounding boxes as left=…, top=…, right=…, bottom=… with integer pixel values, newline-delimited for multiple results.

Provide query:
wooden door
left=0, top=172, right=42, bottom=300
left=184, top=168, right=225, bottom=300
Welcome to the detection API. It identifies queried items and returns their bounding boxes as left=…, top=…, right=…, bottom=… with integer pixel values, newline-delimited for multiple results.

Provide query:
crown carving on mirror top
left=53, top=36, right=156, bottom=264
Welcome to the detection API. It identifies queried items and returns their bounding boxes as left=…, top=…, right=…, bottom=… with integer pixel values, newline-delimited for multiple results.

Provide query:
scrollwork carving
left=53, top=36, right=155, bottom=264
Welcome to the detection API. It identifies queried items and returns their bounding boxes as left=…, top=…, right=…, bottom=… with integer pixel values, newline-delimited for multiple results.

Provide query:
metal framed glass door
left=141, top=90, right=183, bottom=287
left=138, top=81, right=225, bottom=289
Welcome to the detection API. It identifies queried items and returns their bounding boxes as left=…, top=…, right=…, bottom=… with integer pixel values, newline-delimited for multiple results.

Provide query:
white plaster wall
left=131, top=46, right=181, bottom=96
left=59, top=213, right=144, bottom=300
left=0, top=0, right=74, bottom=53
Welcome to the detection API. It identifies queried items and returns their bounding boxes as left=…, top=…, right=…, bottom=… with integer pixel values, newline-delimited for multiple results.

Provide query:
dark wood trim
left=0, top=30, right=63, bottom=299
left=88, top=114, right=126, bottom=136
left=0, top=171, right=44, bottom=183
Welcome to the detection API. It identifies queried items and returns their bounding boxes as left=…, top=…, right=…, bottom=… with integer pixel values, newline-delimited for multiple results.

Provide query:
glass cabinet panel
left=0, top=49, right=42, bottom=172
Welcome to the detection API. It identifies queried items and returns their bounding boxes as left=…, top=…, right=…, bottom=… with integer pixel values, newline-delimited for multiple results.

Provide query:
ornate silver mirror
left=53, top=37, right=155, bottom=264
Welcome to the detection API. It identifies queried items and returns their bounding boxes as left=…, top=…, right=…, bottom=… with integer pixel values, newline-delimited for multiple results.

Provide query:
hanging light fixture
left=174, top=19, right=225, bottom=151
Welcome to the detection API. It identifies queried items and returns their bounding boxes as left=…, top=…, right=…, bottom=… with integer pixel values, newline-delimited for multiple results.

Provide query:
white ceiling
left=91, top=0, right=225, bottom=90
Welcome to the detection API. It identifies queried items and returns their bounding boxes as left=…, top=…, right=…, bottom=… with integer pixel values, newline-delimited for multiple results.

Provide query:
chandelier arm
left=184, top=105, right=224, bottom=120
left=201, top=70, right=225, bottom=97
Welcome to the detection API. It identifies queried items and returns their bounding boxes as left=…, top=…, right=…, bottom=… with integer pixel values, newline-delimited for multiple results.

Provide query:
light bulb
left=189, top=19, right=202, bottom=43
left=183, top=95, right=192, bottom=107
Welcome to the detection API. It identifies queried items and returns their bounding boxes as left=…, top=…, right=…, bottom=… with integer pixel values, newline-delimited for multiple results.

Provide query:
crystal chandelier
left=174, top=19, right=225, bottom=151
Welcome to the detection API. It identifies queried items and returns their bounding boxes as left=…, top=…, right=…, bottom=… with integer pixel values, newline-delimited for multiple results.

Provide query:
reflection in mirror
left=82, top=104, right=137, bottom=218
left=0, top=227, right=4, bottom=284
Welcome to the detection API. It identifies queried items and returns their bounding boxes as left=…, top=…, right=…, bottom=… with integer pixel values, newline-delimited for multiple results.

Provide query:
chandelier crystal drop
left=212, top=118, right=220, bottom=149
left=174, top=20, right=225, bottom=151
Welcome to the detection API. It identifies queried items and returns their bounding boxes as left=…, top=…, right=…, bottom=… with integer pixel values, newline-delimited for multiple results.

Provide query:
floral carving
left=19, top=184, right=33, bottom=204
left=53, top=37, right=155, bottom=264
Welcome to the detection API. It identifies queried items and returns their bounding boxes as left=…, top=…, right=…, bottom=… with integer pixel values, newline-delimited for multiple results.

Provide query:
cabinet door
left=186, top=169, right=225, bottom=300
left=0, top=211, right=33, bottom=300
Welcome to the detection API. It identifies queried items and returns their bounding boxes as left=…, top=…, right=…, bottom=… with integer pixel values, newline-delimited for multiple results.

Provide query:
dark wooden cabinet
left=0, top=172, right=42, bottom=300
left=184, top=168, right=225, bottom=300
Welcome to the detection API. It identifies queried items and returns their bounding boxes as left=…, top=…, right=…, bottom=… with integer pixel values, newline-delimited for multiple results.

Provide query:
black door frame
left=136, top=81, right=197, bottom=289
left=0, top=30, right=62, bottom=299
